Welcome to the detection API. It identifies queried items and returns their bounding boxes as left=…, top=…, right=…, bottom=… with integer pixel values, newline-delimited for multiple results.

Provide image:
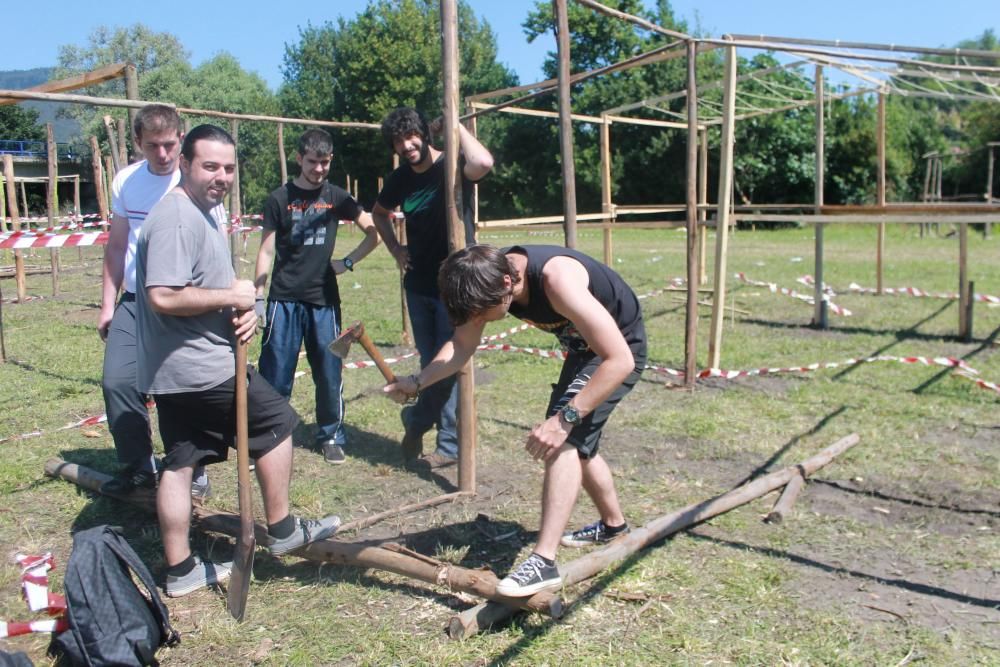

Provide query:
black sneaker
left=100, top=467, right=157, bottom=496
left=495, top=554, right=561, bottom=597
left=322, top=441, right=346, bottom=464
left=400, top=406, right=423, bottom=463
left=268, top=515, right=341, bottom=555
left=560, top=520, right=630, bottom=548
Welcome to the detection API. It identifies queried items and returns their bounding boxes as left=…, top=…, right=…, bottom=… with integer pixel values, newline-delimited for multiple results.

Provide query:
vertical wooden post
left=19, top=182, right=28, bottom=218
left=116, top=121, right=128, bottom=167
left=958, top=222, right=969, bottom=339
left=554, top=0, right=577, bottom=249
left=920, top=154, right=932, bottom=238
left=277, top=123, right=288, bottom=184
left=0, top=166, right=6, bottom=234
left=985, top=145, right=994, bottom=239
left=442, top=0, right=475, bottom=494
left=392, top=153, right=412, bottom=345
left=812, top=65, right=827, bottom=329
left=683, top=39, right=699, bottom=387
left=125, top=64, right=139, bottom=161
left=46, top=124, right=59, bottom=296
left=599, top=115, right=613, bottom=265
left=104, top=156, right=115, bottom=214
left=103, top=116, right=121, bottom=173
left=90, top=137, right=110, bottom=231
left=707, top=43, right=737, bottom=370
left=876, top=92, right=886, bottom=295
left=73, top=175, right=80, bottom=216
left=698, top=127, right=708, bottom=285
left=229, top=120, right=242, bottom=274
left=3, top=155, right=27, bottom=302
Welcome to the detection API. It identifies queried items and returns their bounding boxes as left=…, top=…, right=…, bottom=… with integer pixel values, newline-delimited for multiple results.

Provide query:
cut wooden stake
left=764, top=470, right=806, bottom=524
left=448, top=433, right=860, bottom=639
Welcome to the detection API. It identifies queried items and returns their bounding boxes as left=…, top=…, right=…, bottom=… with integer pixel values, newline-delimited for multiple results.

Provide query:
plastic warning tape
left=3, top=213, right=104, bottom=224
left=0, top=220, right=109, bottom=237
left=847, top=281, right=1000, bottom=304
left=0, top=617, right=69, bottom=638
left=481, top=322, right=533, bottom=343
left=0, top=413, right=106, bottom=444
left=692, top=354, right=973, bottom=380
left=736, top=272, right=852, bottom=316
left=0, top=231, right=109, bottom=250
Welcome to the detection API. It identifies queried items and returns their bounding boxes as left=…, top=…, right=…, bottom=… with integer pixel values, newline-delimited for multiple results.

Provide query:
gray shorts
left=154, top=365, right=299, bottom=470
left=546, top=335, right=647, bottom=459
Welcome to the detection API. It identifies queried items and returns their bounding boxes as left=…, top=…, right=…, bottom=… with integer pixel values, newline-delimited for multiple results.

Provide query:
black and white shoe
left=560, top=520, right=630, bottom=548
left=495, top=554, right=561, bottom=597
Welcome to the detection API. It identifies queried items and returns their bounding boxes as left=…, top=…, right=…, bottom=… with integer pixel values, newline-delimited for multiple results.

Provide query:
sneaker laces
left=509, top=555, right=548, bottom=585
left=574, top=521, right=605, bottom=540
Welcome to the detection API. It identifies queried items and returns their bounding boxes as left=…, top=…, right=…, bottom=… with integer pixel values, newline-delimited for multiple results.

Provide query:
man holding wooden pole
left=97, top=104, right=210, bottom=499
left=136, top=125, right=339, bottom=597
left=384, top=244, right=646, bottom=596
left=371, top=107, right=493, bottom=469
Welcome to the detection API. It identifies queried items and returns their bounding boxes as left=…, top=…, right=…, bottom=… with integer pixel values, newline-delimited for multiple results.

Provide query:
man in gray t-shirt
left=136, top=125, right=341, bottom=598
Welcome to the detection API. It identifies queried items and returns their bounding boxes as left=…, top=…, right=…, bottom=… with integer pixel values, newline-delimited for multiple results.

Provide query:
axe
left=328, top=321, right=396, bottom=383
left=226, top=331, right=253, bottom=621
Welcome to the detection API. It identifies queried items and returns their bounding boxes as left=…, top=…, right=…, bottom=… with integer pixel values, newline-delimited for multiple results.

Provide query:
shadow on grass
left=809, top=478, right=1000, bottom=517
left=912, top=322, right=1000, bottom=395
left=4, top=357, right=102, bottom=387
left=687, top=530, right=1000, bottom=610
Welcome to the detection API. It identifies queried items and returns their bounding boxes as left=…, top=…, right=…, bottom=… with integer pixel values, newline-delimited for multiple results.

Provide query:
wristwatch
left=560, top=404, right=581, bottom=426
left=342, top=256, right=354, bottom=271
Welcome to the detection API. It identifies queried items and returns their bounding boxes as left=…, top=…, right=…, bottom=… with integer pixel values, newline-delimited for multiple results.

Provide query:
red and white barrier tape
left=1, top=553, right=68, bottom=638
left=0, top=221, right=109, bottom=237
left=3, top=213, right=104, bottom=224
left=848, top=282, right=1000, bottom=304
left=0, top=413, right=106, bottom=444
left=0, top=231, right=109, bottom=250
left=736, top=272, right=852, bottom=316
left=0, top=617, right=69, bottom=638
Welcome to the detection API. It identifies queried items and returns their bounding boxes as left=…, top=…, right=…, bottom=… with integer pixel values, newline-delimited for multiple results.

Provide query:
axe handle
left=357, top=332, right=397, bottom=383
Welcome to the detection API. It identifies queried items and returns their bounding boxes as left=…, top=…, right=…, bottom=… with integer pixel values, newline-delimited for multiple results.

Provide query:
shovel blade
left=226, top=534, right=255, bottom=621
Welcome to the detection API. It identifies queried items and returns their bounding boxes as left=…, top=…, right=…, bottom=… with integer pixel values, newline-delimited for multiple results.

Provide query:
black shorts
left=546, top=327, right=647, bottom=459
left=154, top=365, right=300, bottom=470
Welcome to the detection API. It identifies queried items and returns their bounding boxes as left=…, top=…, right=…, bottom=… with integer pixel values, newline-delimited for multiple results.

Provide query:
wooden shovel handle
left=356, top=331, right=397, bottom=384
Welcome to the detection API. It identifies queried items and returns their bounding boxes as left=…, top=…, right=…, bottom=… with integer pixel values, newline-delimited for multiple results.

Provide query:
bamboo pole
left=277, top=123, right=288, bottom=184
left=876, top=92, right=886, bottom=295
left=707, top=44, right=737, bottom=369
left=442, top=0, right=476, bottom=495
left=599, top=115, right=613, bottom=265
left=698, top=127, right=708, bottom=285
left=812, top=66, right=827, bottom=329
left=449, top=433, right=861, bottom=638
left=554, top=0, right=578, bottom=249
left=683, top=39, right=699, bottom=387
left=3, top=155, right=27, bottom=302
left=46, top=124, right=59, bottom=296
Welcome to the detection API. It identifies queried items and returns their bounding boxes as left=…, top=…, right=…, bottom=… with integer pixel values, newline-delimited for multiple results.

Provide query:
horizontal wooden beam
left=0, top=63, right=128, bottom=107
left=734, top=213, right=1000, bottom=224
left=468, top=101, right=604, bottom=124
left=728, top=34, right=1000, bottom=61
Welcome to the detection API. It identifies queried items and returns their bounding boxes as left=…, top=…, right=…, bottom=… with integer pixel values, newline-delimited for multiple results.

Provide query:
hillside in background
left=0, top=68, right=81, bottom=142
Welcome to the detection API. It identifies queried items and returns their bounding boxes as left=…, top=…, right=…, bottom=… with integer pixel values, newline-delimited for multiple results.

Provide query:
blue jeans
left=258, top=300, right=346, bottom=447
left=406, top=290, right=458, bottom=458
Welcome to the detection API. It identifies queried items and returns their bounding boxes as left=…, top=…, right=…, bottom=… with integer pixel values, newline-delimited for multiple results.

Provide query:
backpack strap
left=101, top=527, right=180, bottom=648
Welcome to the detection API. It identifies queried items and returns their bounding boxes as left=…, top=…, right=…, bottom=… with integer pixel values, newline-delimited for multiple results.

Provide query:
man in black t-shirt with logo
left=255, top=128, right=379, bottom=464
left=372, top=108, right=493, bottom=469
left=384, top=244, right=647, bottom=597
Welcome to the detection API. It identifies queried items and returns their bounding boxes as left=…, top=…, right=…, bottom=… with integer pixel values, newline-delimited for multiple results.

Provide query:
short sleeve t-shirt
left=262, top=181, right=363, bottom=306
left=136, top=191, right=236, bottom=395
left=110, top=160, right=181, bottom=294
left=376, top=154, right=479, bottom=297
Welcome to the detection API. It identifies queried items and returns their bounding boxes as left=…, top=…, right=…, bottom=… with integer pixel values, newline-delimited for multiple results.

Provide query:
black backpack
left=50, top=525, right=179, bottom=666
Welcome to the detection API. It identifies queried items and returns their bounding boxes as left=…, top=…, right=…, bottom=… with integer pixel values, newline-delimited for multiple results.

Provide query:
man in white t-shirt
left=97, top=104, right=209, bottom=498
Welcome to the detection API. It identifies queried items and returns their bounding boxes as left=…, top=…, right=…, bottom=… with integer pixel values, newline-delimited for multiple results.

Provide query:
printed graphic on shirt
left=402, top=185, right=436, bottom=217
left=290, top=199, right=335, bottom=246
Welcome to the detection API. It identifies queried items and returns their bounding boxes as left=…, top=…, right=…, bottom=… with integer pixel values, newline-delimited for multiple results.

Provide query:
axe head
left=328, top=320, right=365, bottom=359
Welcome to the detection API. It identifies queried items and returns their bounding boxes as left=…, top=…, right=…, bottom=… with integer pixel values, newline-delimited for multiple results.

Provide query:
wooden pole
left=103, top=116, right=121, bottom=173
left=392, top=153, right=412, bottom=345
left=229, top=120, right=242, bottom=274
left=90, top=137, right=109, bottom=231
left=764, top=472, right=805, bottom=524
left=449, top=433, right=861, bottom=638
left=72, top=175, right=80, bottom=215
left=958, top=222, right=969, bottom=338
left=683, top=40, right=700, bottom=387
left=599, top=115, right=613, bottom=265
left=442, top=0, right=476, bottom=495
left=104, top=156, right=115, bottom=208
left=116, top=120, right=128, bottom=168
left=707, top=44, right=737, bottom=369
left=46, top=124, right=59, bottom=296
left=554, top=0, right=578, bottom=249
left=812, top=66, right=827, bottom=329
left=124, top=64, right=139, bottom=161
left=986, top=145, right=994, bottom=239
left=19, top=182, right=28, bottom=219
left=698, top=128, right=709, bottom=285
left=920, top=155, right=932, bottom=237
left=876, top=92, right=886, bottom=295
left=3, top=155, right=27, bottom=302
left=277, top=123, right=288, bottom=184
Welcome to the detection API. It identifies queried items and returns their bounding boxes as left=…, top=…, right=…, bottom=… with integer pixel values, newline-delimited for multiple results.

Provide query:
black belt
left=120, top=291, right=136, bottom=303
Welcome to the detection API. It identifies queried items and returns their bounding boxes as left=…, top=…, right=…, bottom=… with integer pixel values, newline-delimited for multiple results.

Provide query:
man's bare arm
left=147, top=279, right=256, bottom=317
left=97, top=213, right=130, bottom=339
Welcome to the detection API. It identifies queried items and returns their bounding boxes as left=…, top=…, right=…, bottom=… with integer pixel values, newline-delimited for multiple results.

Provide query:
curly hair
left=380, top=107, right=430, bottom=151
left=439, top=245, right=521, bottom=326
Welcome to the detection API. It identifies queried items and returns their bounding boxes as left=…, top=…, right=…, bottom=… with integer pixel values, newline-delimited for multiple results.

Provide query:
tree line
left=3, top=0, right=997, bottom=221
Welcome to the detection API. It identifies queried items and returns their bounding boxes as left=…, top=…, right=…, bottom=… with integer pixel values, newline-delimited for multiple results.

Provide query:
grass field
left=0, top=223, right=997, bottom=665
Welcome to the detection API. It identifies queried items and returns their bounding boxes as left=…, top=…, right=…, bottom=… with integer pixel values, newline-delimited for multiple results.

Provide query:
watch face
left=343, top=257, right=354, bottom=270
left=562, top=405, right=580, bottom=424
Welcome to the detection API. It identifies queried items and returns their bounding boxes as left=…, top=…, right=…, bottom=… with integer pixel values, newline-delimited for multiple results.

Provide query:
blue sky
left=5, top=1, right=998, bottom=91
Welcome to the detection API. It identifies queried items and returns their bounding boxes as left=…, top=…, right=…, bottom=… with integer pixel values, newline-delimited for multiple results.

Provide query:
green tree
left=0, top=105, right=46, bottom=141
left=280, top=0, right=517, bottom=211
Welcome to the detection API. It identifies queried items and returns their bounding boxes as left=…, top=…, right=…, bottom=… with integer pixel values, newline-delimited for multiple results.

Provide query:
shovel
left=226, top=332, right=253, bottom=621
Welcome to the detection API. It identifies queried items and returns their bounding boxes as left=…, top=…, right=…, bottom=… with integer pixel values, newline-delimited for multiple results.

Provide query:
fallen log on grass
left=44, top=458, right=561, bottom=617
left=448, top=433, right=860, bottom=639
left=764, top=469, right=806, bottom=524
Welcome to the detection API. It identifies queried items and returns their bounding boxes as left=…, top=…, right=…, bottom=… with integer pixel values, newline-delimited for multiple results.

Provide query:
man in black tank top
left=384, top=244, right=647, bottom=597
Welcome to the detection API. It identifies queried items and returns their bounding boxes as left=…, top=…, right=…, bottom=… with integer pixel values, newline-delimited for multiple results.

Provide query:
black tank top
left=503, top=245, right=644, bottom=354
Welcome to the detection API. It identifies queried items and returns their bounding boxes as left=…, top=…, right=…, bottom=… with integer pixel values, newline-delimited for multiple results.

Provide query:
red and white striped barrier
left=0, top=414, right=106, bottom=445
left=847, top=281, right=1000, bottom=305
left=3, top=212, right=105, bottom=225
left=0, top=231, right=109, bottom=250
left=0, top=552, right=69, bottom=639
left=691, top=354, right=973, bottom=380
left=0, top=617, right=69, bottom=638
left=736, top=272, right=852, bottom=316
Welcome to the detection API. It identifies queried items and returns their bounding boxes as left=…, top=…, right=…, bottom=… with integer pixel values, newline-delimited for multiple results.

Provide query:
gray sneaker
left=268, top=515, right=341, bottom=555
left=165, top=556, right=232, bottom=598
